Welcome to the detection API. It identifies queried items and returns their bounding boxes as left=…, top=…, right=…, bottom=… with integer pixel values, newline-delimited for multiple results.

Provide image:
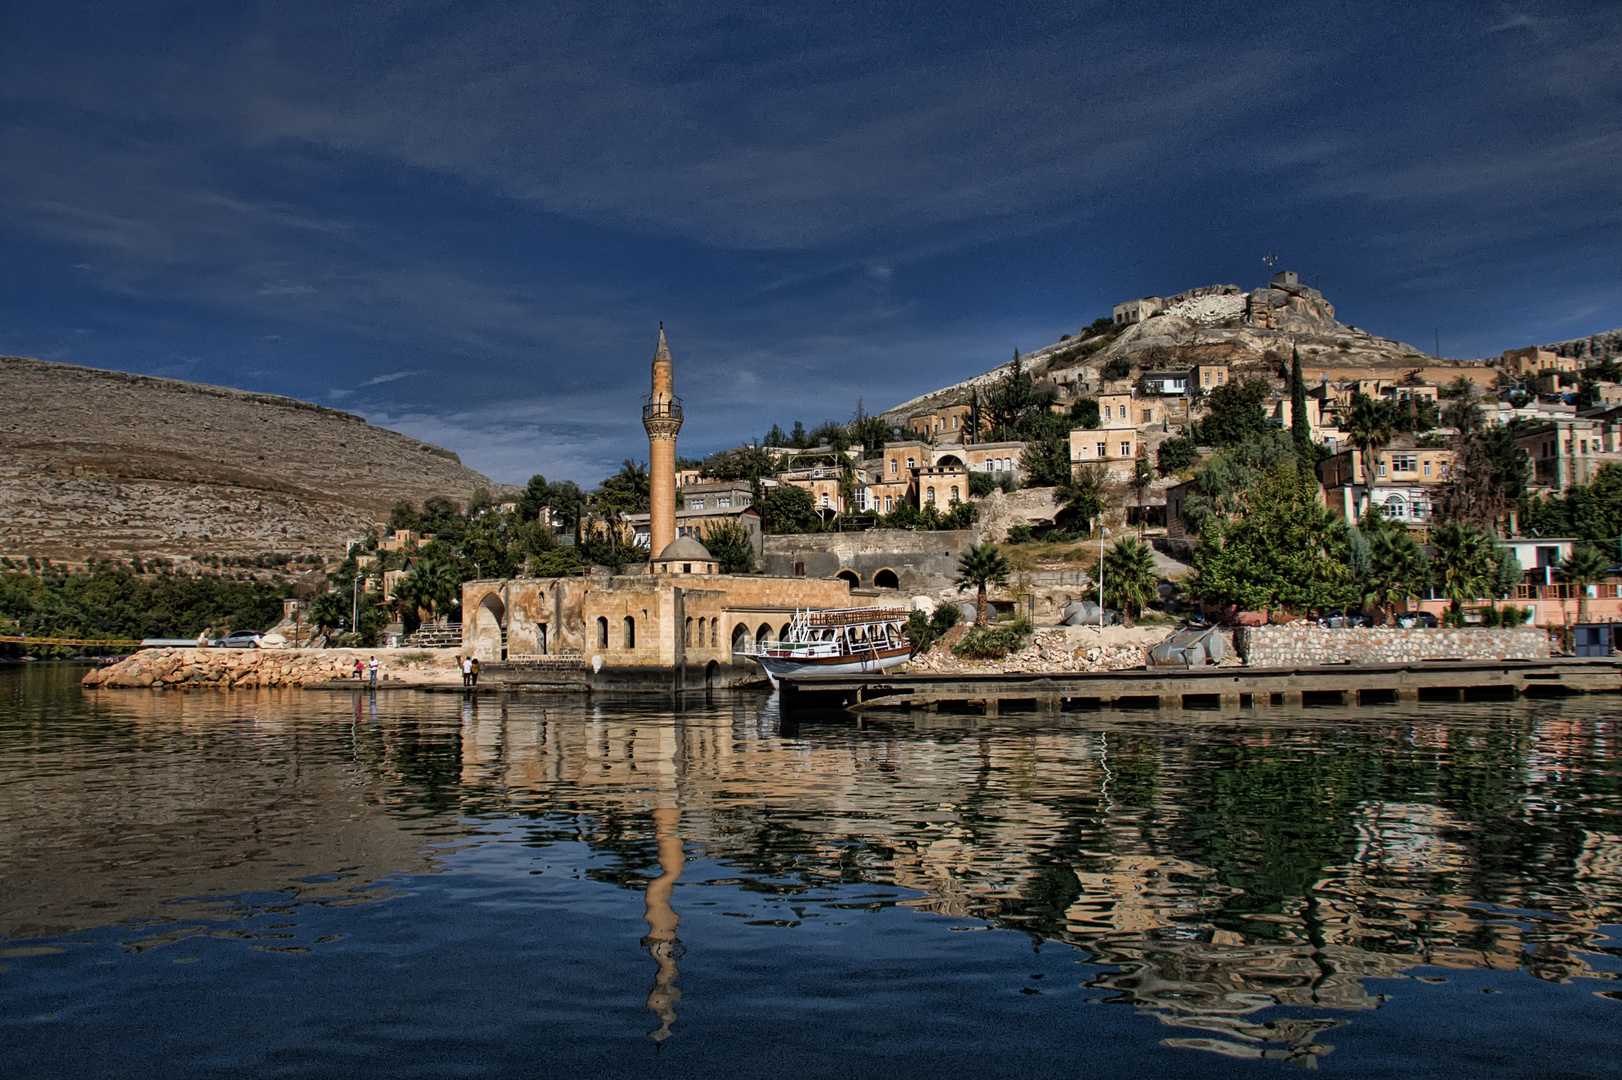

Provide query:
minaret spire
left=643, top=326, right=683, bottom=560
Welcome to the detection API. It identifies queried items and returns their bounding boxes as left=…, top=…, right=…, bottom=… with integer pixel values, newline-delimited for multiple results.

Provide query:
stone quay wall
left=82, top=647, right=462, bottom=689
left=1235, top=626, right=1549, bottom=667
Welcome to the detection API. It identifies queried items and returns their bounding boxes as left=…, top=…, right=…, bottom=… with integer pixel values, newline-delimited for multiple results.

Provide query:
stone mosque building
left=460, top=329, right=878, bottom=688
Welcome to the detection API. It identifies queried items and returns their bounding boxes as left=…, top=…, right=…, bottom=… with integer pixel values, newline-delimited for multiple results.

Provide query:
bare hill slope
left=0, top=356, right=499, bottom=563
left=881, top=281, right=1444, bottom=421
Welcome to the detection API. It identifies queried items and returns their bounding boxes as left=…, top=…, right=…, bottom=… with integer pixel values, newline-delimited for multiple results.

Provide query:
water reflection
left=4, top=666, right=1620, bottom=1067
left=642, top=806, right=684, bottom=1042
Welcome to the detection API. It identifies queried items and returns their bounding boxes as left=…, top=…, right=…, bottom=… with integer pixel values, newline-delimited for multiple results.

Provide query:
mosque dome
left=656, top=535, right=713, bottom=562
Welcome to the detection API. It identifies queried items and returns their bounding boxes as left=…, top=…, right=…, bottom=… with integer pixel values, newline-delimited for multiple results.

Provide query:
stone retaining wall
left=1235, top=626, right=1549, bottom=667
left=82, top=647, right=462, bottom=689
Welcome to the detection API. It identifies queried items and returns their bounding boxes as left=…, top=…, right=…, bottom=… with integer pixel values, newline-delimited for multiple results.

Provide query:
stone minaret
left=642, top=325, right=682, bottom=558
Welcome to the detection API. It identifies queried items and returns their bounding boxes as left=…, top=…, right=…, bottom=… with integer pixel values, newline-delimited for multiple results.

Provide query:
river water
left=1, top=663, right=1618, bottom=1078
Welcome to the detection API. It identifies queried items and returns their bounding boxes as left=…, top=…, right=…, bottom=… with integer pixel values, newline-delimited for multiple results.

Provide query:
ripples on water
left=1, top=663, right=1618, bottom=1078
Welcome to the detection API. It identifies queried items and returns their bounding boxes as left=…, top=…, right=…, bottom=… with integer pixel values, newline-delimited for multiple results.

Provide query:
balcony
left=642, top=396, right=683, bottom=424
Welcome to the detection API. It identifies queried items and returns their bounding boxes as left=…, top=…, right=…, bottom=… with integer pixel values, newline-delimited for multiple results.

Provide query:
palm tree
left=1103, top=537, right=1159, bottom=627
left=955, top=543, right=1011, bottom=627
left=395, top=558, right=463, bottom=625
left=1345, top=393, right=1396, bottom=515
left=1366, top=529, right=1430, bottom=625
left=1558, top=544, right=1610, bottom=624
left=310, top=591, right=347, bottom=639
left=1428, top=522, right=1495, bottom=624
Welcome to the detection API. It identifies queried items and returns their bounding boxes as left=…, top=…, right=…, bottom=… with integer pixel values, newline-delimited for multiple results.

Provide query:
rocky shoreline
left=82, top=647, right=462, bottom=689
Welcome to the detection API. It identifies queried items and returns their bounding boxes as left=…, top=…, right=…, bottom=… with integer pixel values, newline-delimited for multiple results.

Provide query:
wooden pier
left=778, top=658, right=1622, bottom=717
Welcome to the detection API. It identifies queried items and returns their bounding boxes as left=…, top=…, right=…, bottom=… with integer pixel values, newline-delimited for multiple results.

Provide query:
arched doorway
left=836, top=569, right=859, bottom=588
left=873, top=568, right=899, bottom=590
left=731, top=623, right=750, bottom=654
left=469, top=592, right=507, bottom=662
left=755, top=622, right=772, bottom=646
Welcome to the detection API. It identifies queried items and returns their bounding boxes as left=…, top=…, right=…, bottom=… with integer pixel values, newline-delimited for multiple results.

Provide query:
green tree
left=704, top=445, right=778, bottom=484
left=310, top=590, right=348, bottom=637
left=1290, top=347, right=1312, bottom=466
left=702, top=519, right=756, bottom=574
left=1188, top=461, right=1352, bottom=613
left=848, top=400, right=892, bottom=455
left=1365, top=529, right=1430, bottom=624
left=1345, top=393, right=1397, bottom=514
left=1441, top=378, right=1483, bottom=436
left=1056, top=463, right=1108, bottom=533
left=1102, top=537, right=1158, bottom=626
left=760, top=484, right=820, bottom=534
left=1070, top=397, right=1100, bottom=429
left=1196, top=378, right=1271, bottom=447
left=1428, top=522, right=1495, bottom=623
left=955, top=543, right=1011, bottom=627
left=596, top=460, right=651, bottom=516
left=1557, top=544, right=1610, bottom=624
left=1019, top=435, right=1074, bottom=488
left=1156, top=435, right=1198, bottom=476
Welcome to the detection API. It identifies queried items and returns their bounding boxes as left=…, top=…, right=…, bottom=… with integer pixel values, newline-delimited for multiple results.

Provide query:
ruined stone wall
left=1234, top=626, right=1549, bottom=667
left=761, top=529, right=973, bottom=593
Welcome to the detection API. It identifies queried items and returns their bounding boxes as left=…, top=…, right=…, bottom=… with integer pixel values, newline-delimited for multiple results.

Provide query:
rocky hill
left=0, top=356, right=500, bottom=564
left=883, top=279, right=1445, bottom=421
left=1547, top=329, right=1622, bottom=362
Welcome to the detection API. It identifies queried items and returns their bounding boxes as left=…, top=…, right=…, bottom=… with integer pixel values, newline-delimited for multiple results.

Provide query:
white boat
left=737, top=607, right=913, bottom=688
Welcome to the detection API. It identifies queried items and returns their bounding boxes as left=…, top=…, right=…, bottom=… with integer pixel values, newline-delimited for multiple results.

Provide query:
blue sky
left=1, top=1, right=1618, bottom=486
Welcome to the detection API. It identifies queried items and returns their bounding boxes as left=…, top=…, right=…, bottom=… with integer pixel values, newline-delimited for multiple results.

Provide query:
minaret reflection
left=641, top=805, right=685, bottom=1042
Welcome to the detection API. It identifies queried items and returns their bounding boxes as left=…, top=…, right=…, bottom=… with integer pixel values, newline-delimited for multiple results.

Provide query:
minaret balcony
left=642, top=396, right=683, bottom=424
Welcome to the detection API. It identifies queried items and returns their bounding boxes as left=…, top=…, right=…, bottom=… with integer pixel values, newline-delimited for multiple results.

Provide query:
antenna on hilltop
left=1262, top=252, right=1278, bottom=284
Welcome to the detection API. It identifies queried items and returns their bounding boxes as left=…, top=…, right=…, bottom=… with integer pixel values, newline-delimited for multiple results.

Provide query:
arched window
left=950, top=486, right=960, bottom=503
left=756, top=623, right=771, bottom=646
left=874, top=568, right=899, bottom=590
left=623, top=616, right=635, bottom=649
left=780, top=621, right=792, bottom=640
left=731, top=623, right=749, bottom=653
left=684, top=617, right=693, bottom=646
left=925, top=486, right=936, bottom=504
left=711, top=621, right=718, bottom=648
left=836, top=569, right=859, bottom=587
left=697, top=617, right=707, bottom=647
left=596, top=617, right=609, bottom=649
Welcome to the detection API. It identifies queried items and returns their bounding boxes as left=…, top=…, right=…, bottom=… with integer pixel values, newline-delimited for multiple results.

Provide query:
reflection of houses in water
left=446, top=704, right=1622, bottom=1061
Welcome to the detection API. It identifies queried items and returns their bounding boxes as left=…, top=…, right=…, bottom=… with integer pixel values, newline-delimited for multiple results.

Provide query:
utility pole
left=1434, top=329, right=1440, bottom=359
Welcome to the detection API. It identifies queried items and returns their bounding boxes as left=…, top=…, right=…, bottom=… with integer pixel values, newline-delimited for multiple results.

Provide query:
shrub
left=903, top=604, right=963, bottom=656
left=968, top=470, right=999, bottom=497
left=1007, top=525, right=1034, bottom=544
left=952, top=618, right=1032, bottom=660
left=1157, top=436, right=1199, bottom=476
left=1101, top=356, right=1133, bottom=382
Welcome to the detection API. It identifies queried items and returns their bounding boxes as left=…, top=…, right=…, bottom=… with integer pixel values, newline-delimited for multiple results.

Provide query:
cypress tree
left=1290, top=346, right=1312, bottom=466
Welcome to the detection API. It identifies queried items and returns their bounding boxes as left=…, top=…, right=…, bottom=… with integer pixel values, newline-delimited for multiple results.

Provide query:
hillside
left=0, top=356, right=500, bottom=564
left=883, top=280, right=1454, bottom=421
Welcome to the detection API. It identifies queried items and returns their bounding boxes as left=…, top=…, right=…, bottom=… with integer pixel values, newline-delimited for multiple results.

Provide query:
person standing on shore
left=461, top=655, right=472, bottom=688
left=470, top=657, right=480, bottom=687
left=368, top=656, right=379, bottom=686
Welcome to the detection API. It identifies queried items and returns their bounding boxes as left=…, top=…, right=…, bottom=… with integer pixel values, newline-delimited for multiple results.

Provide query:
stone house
left=1318, top=436, right=1456, bottom=524
left=1112, top=297, right=1164, bottom=326
left=905, top=403, right=974, bottom=443
left=1069, top=425, right=1139, bottom=480
left=917, top=463, right=969, bottom=508
left=1192, top=363, right=1229, bottom=391
left=1503, top=347, right=1581, bottom=378
left=1515, top=413, right=1622, bottom=491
